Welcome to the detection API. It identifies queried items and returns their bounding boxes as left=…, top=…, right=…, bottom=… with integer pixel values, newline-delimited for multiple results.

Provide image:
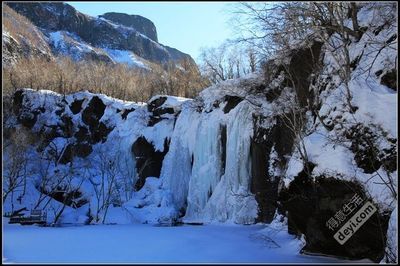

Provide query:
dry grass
left=3, top=55, right=209, bottom=102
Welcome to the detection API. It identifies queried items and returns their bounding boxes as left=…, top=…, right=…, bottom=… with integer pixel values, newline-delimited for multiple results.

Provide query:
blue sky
left=67, top=2, right=234, bottom=60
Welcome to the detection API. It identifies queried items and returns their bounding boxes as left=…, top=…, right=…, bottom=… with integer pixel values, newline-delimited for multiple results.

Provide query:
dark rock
left=279, top=174, right=390, bottom=262
left=18, top=111, right=38, bottom=129
left=250, top=127, right=280, bottom=223
left=58, top=142, right=93, bottom=164
left=81, top=96, right=106, bottom=130
left=42, top=124, right=62, bottom=142
left=82, top=50, right=114, bottom=64
left=147, top=116, right=165, bottom=127
left=286, top=41, right=323, bottom=108
left=375, top=70, right=383, bottom=77
left=380, top=69, right=397, bottom=91
left=55, top=108, right=63, bottom=116
left=74, top=142, right=92, bottom=158
left=100, top=12, right=158, bottom=42
left=265, top=87, right=282, bottom=102
left=373, top=25, right=385, bottom=36
left=74, top=126, right=90, bottom=143
left=152, top=107, right=175, bottom=116
left=250, top=115, right=295, bottom=223
left=59, top=144, right=74, bottom=164
left=148, top=96, right=167, bottom=112
left=273, top=116, right=296, bottom=157
left=12, top=89, right=24, bottom=115
left=147, top=97, right=176, bottom=126
left=223, top=95, right=243, bottom=113
left=69, top=99, right=84, bottom=114
left=252, top=84, right=266, bottom=93
left=67, top=96, right=112, bottom=144
left=132, top=136, right=169, bottom=190
left=190, top=154, right=194, bottom=168
left=60, top=115, right=74, bottom=137
left=90, top=122, right=113, bottom=144
left=121, top=108, right=135, bottom=120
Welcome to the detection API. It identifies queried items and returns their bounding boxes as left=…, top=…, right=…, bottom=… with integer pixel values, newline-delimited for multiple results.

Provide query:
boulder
left=69, top=99, right=84, bottom=114
left=132, top=136, right=169, bottom=190
left=222, top=95, right=243, bottom=113
left=81, top=96, right=106, bottom=129
left=279, top=172, right=390, bottom=262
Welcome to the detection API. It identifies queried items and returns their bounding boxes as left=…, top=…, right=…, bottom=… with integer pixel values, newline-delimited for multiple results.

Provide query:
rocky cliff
left=2, top=4, right=53, bottom=66
left=100, top=12, right=158, bottom=42
left=4, top=2, right=196, bottom=68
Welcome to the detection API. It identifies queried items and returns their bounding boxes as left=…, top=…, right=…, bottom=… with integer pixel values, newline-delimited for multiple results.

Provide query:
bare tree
left=230, top=2, right=391, bottom=114
left=2, top=129, right=32, bottom=209
left=86, top=147, right=121, bottom=224
left=199, top=41, right=259, bottom=84
left=51, top=168, right=85, bottom=224
left=271, top=86, right=313, bottom=175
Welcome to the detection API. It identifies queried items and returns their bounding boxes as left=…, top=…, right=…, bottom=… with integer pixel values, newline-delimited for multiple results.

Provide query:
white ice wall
left=160, top=98, right=259, bottom=224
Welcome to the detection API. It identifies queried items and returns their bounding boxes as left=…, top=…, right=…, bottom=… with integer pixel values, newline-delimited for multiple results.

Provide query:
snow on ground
left=48, top=31, right=150, bottom=69
left=48, top=31, right=99, bottom=60
left=2, top=219, right=369, bottom=263
left=103, top=48, right=150, bottom=69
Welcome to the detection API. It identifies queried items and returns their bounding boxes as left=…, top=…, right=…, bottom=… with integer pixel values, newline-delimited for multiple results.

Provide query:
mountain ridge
left=4, top=2, right=196, bottom=68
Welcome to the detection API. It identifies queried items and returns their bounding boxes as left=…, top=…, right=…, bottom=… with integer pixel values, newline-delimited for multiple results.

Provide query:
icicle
left=160, top=102, right=201, bottom=211
left=184, top=111, right=224, bottom=221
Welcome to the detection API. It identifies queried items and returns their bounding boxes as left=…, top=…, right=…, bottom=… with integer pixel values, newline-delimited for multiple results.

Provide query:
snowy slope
left=102, top=48, right=150, bottom=69
left=47, top=30, right=150, bottom=69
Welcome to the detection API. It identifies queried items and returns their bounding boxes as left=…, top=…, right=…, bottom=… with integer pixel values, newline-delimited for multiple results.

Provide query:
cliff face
left=2, top=5, right=53, bottom=66
left=5, top=2, right=196, bottom=67
left=100, top=12, right=158, bottom=42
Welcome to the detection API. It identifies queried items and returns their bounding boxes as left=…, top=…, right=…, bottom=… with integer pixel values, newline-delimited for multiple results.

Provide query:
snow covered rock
left=279, top=170, right=391, bottom=262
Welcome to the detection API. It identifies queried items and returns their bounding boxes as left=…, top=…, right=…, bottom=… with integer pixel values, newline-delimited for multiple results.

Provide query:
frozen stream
left=2, top=220, right=369, bottom=263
